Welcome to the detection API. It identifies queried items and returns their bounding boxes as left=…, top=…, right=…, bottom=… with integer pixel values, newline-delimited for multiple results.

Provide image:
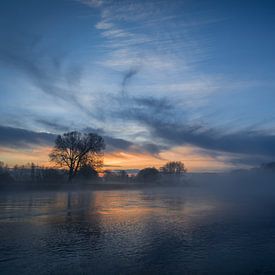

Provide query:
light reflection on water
left=1, top=186, right=275, bottom=274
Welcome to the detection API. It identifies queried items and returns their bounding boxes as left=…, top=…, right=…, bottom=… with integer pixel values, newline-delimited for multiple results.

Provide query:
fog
left=1, top=171, right=275, bottom=274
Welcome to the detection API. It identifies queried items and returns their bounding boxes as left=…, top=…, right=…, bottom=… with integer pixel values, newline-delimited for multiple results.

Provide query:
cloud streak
left=1, top=0, right=275, bottom=170
left=0, top=125, right=165, bottom=157
left=112, top=94, right=275, bottom=160
left=0, top=125, right=55, bottom=149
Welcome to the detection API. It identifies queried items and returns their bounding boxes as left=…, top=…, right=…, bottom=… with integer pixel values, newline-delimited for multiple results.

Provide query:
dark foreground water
left=1, top=178, right=275, bottom=274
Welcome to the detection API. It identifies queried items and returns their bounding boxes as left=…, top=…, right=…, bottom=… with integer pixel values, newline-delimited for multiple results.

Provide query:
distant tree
left=0, top=161, right=8, bottom=174
left=0, top=161, right=4, bottom=174
left=11, top=164, right=30, bottom=181
left=103, top=170, right=114, bottom=181
left=136, top=167, right=160, bottom=183
left=0, top=161, right=14, bottom=184
left=49, top=131, right=105, bottom=181
left=31, top=162, right=36, bottom=182
left=160, top=161, right=187, bottom=175
left=117, top=170, right=129, bottom=181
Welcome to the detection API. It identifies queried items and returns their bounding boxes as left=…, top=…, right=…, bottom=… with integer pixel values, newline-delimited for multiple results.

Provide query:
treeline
left=2, top=128, right=275, bottom=185
left=0, top=161, right=187, bottom=185
left=46, top=131, right=187, bottom=184
left=104, top=161, right=187, bottom=184
left=0, top=161, right=102, bottom=184
left=0, top=161, right=66, bottom=184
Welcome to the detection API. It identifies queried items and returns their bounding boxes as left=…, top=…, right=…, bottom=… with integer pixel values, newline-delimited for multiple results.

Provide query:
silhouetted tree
left=103, top=170, right=114, bottom=181
left=136, top=167, right=160, bottom=183
left=49, top=131, right=105, bottom=181
left=12, top=164, right=25, bottom=181
left=31, top=162, right=36, bottom=182
left=117, top=170, right=129, bottom=182
left=0, top=161, right=8, bottom=173
left=160, top=161, right=187, bottom=175
left=0, top=161, right=14, bottom=184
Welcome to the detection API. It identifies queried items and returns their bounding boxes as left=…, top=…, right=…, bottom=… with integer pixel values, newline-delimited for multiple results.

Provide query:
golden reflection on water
left=1, top=188, right=275, bottom=274
left=0, top=190, right=216, bottom=229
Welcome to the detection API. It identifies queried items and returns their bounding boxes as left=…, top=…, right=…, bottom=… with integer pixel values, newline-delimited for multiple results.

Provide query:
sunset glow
left=1, top=0, right=275, bottom=171
left=1, top=1, right=275, bottom=274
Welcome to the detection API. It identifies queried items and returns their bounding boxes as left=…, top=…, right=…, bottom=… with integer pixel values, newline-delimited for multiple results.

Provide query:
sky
left=0, top=0, right=275, bottom=172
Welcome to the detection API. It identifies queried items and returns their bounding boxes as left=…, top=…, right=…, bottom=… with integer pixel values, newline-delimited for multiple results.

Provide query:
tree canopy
left=137, top=167, right=160, bottom=182
left=49, top=131, right=105, bottom=181
left=160, top=161, right=187, bottom=175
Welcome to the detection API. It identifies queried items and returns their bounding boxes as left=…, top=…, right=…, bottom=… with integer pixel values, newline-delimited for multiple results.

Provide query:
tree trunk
left=68, top=166, right=74, bottom=182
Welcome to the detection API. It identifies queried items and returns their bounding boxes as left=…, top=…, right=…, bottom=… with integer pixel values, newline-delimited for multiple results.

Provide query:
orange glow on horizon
left=0, top=144, right=234, bottom=172
left=0, top=146, right=53, bottom=167
left=104, top=146, right=233, bottom=172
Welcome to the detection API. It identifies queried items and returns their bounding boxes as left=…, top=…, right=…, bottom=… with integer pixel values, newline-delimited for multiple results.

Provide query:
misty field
left=1, top=173, right=275, bottom=274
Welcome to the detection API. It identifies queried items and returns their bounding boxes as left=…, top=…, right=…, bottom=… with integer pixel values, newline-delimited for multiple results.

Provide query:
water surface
left=1, top=182, right=275, bottom=274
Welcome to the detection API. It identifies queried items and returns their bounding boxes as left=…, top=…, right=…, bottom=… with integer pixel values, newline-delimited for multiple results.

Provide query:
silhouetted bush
left=77, top=165, right=99, bottom=180
left=136, top=167, right=160, bottom=183
left=103, top=170, right=129, bottom=182
left=40, top=168, right=65, bottom=183
left=0, top=161, right=14, bottom=184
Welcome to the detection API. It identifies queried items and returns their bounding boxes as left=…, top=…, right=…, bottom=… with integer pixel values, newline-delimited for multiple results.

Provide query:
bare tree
left=160, top=161, right=187, bottom=175
left=49, top=131, right=105, bottom=181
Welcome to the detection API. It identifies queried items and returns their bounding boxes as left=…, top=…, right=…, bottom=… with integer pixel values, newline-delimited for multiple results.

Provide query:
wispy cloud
left=0, top=125, right=55, bottom=149
left=116, top=95, right=275, bottom=159
left=95, top=21, right=114, bottom=30
left=89, top=0, right=231, bottom=114
left=79, top=0, right=103, bottom=8
left=1, top=0, right=274, bottom=170
left=0, top=34, right=82, bottom=106
left=0, top=124, right=165, bottom=157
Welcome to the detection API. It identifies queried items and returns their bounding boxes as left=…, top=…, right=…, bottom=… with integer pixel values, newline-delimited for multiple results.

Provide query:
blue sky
left=0, top=0, right=275, bottom=171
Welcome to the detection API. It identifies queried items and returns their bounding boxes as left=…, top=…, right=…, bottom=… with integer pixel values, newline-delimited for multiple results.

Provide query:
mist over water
left=1, top=172, right=275, bottom=274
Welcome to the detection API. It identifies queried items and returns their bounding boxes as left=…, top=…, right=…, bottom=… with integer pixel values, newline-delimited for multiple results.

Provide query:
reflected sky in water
left=1, top=186, right=275, bottom=274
